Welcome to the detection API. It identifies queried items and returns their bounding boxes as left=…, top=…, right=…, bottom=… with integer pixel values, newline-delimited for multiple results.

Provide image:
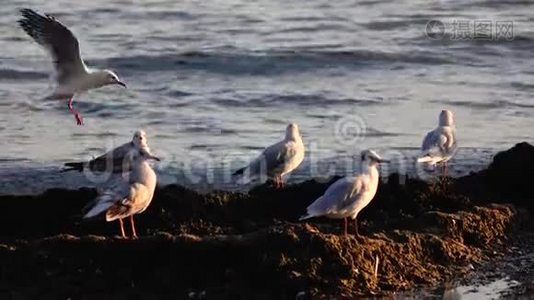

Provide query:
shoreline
left=0, top=142, right=532, bottom=297
left=0, top=146, right=495, bottom=196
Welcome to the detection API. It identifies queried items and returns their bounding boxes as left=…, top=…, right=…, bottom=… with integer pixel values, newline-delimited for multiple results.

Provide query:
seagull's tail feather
left=299, top=197, right=325, bottom=221
left=80, top=199, right=98, bottom=217
left=299, top=214, right=314, bottom=221
left=62, top=162, right=84, bottom=172
left=416, top=156, right=433, bottom=163
left=232, top=167, right=246, bottom=176
left=417, top=155, right=442, bottom=165
left=83, top=193, right=116, bottom=219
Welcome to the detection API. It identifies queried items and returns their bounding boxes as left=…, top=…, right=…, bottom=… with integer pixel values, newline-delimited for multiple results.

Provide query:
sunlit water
left=1, top=0, right=534, bottom=194
left=395, top=277, right=522, bottom=300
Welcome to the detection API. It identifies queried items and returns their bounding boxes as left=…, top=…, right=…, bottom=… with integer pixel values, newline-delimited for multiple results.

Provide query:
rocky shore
left=0, top=143, right=533, bottom=298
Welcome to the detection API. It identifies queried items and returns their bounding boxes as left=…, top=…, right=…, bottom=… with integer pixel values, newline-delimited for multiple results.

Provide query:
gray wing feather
left=245, top=141, right=289, bottom=176
left=105, top=183, right=152, bottom=221
left=18, top=8, right=85, bottom=83
left=421, top=127, right=456, bottom=157
left=87, top=142, right=136, bottom=172
left=306, top=176, right=364, bottom=216
left=83, top=181, right=131, bottom=219
left=64, top=142, right=136, bottom=173
left=421, top=130, right=436, bottom=151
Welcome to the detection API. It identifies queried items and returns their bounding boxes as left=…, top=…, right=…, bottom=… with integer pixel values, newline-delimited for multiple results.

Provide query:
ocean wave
left=211, top=93, right=388, bottom=108
left=430, top=99, right=534, bottom=109
left=365, top=127, right=406, bottom=138
left=99, top=49, right=454, bottom=75
left=0, top=69, right=48, bottom=80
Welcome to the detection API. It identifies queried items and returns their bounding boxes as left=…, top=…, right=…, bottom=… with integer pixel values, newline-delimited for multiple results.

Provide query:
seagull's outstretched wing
left=63, top=142, right=136, bottom=173
left=300, top=176, right=365, bottom=220
left=418, top=127, right=456, bottom=164
left=82, top=181, right=131, bottom=219
left=18, top=8, right=86, bottom=83
left=233, top=140, right=300, bottom=178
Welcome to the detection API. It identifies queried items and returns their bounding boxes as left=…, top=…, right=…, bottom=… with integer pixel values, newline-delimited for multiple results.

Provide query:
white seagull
left=299, top=150, right=388, bottom=237
left=63, top=130, right=150, bottom=173
left=18, top=8, right=126, bottom=125
left=417, top=109, right=458, bottom=175
left=83, top=147, right=159, bottom=239
left=233, top=123, right=305, bottom=189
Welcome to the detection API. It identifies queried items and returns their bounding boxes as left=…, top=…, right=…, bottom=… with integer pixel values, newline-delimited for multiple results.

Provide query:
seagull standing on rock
left=417, top=109, right=458, bottom=175
left=18, top=8, right=126, bottom=125
left=83, top=147, right=160, bottom=239
left=300, top=150, right=388, bottom=237
left=232, top=123, right=305, bottom=189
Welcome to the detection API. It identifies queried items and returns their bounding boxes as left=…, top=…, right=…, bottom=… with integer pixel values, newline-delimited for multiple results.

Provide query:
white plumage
left=417, top=110, right=458, bottom=172
left=300, top=150, right=388, bottom=236
left=233, top=123, right=305, bottom=188
left=83, top=147, right=159, bottom=238
left=18, top=8, right=126, bottom=125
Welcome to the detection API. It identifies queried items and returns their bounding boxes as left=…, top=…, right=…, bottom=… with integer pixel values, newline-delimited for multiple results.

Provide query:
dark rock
left=0, top=143, right=533, bottom=297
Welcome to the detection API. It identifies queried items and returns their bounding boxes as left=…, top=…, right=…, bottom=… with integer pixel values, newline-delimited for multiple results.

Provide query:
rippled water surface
left=1, top=0, right=533, bottom=193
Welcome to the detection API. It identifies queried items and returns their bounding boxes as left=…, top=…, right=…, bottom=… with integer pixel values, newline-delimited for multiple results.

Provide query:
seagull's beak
left=377, top=158, right=390, bottom=164
left=116, top=81, right=127, bottom=88
left=148, top=154, right=161, bottom=161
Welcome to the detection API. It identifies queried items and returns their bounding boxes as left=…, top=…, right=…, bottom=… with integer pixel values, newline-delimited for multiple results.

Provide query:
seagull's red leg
left=277, top=176, right=284, bottom=189
left=274, top=176, right=280, bottom=189
left=344, top=217, right=348, bottom=237
left=130, top=215, right=138, bottom=239
left=118, top=218, right=126, bottom=238
left=354, top=218, right=359, bottom=237
left=67, top=96, right=84, bottom=126
left=443, top=163, right=448, bottom=177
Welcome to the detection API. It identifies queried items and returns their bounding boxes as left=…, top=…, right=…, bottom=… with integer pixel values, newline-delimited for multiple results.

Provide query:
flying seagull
left=300, top=150, right=388, bottom=237
left=83, top=147, right=160, bottom=239
left=18, top=8, right=126, bottom=125
left=233, top=123, right=305, bottom=188
left=63, top=130, right=150, bottom=173
left=417, top=109, right=458, bottom=175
